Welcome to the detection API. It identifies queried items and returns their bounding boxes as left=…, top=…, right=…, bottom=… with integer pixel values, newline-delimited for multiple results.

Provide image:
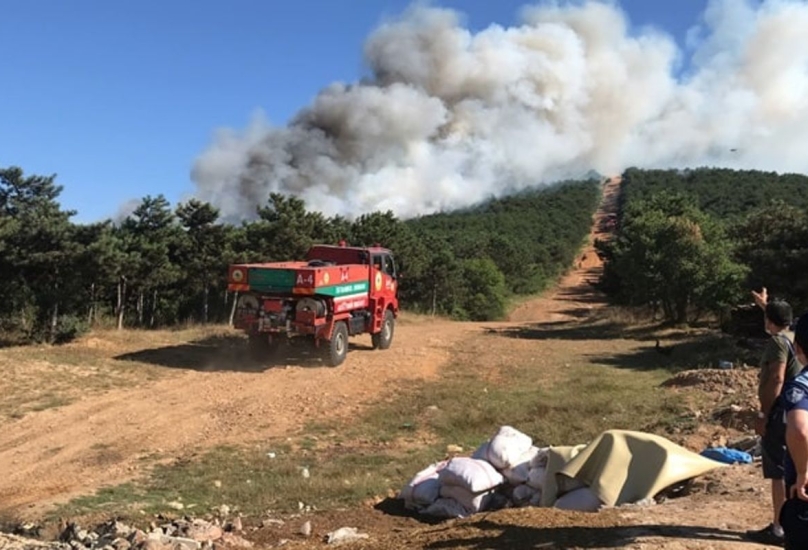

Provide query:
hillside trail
left=0, top=177, right=616, bottom=519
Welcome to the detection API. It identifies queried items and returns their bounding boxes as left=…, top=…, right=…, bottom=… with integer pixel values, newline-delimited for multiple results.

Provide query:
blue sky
left=0, top=0, right=708, bottom=223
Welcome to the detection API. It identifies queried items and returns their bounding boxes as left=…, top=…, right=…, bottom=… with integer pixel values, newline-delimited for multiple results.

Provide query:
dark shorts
left=762, top=428, right=786, bottom=480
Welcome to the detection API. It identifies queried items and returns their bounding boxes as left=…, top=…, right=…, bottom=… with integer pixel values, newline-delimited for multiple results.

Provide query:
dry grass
left=394, top=310, right=454, bottom=326
left=0, top=325, right=240, bottom=421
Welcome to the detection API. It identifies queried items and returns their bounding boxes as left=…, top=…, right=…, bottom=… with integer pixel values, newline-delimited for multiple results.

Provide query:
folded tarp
left=553, top=429, right=725, bottom=507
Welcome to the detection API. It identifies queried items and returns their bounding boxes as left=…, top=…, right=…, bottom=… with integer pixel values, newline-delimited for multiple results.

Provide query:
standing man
left=774, top=314, right=808, bottom=548
left=745, top=288, right=801, bottom=545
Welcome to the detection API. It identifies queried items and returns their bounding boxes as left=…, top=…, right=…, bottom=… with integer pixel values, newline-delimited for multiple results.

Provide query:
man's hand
left=792, top=474, right=808, bottom=501
left=755, top=416, right=766, bottom=437
left=752, top=287, right=768, bottom=310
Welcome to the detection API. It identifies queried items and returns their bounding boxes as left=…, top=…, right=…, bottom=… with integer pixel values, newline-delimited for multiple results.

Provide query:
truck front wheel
left=371, top=309, right=395, bottom=350
left=325, top=321, right=349, bottom=367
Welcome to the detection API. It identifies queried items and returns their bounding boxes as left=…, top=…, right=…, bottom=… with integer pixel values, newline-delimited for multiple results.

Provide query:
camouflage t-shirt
left=759, top=329, right=802, bottom=382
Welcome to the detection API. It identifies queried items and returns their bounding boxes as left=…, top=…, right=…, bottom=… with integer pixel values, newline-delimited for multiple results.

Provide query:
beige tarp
left=543, top=429, right=725, bottom=507
left=539, top=444, right=588, bottom=507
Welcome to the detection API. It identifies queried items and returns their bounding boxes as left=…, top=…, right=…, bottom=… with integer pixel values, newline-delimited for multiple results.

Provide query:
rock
left=103, top=521, right=134, bottom=540
left=299, top=521, right=311, bottom=537
left=129, top=530, right=149, bottom=546
left=168, top=501, right=185, bottom=511
left=729, top=435, right=759, bottom=452
left=59, top=524, right=80, bottom=543
left=325, top=527, right=369, bottom=545
left=14, top=522, right=43, bottom=538
left=259, top=519, right=284, bottom=528
left=230, top=518, right=242, bottom=533
left=445, top=444, right=463, bottom=454
left=187, top=524, right=223, bottom=543
left=301, top=467, right=310, bottom=479
left=0, top=532, right=71, bottom=550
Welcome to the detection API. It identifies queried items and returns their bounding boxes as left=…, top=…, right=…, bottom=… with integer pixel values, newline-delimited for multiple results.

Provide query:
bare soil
left=0, top=178, right=778, bottom=548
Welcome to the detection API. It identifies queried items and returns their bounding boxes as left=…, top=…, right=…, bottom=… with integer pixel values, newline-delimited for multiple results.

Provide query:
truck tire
left=325, top=321, right=349, bottom=367
left=371, top=309, right=395, bottom=350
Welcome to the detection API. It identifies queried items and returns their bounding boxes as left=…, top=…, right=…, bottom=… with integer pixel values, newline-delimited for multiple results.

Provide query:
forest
left=6, top=162, right=807, bottom=345
left=0, top=166, right=599, bottom=343
left=597, top=167, right=808, bottom=323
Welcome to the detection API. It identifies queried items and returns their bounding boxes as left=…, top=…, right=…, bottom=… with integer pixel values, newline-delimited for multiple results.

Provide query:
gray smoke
left=191, top=0, right=808, bottom=221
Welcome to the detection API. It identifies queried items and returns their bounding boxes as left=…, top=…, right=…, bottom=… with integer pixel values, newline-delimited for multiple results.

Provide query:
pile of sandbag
left=399, top=426, right=561, bottom=518
left=399, top=426, right=728, bottom=519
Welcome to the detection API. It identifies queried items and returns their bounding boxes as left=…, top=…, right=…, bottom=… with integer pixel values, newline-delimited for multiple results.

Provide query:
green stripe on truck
left=316, top=281, right=370, bottom=297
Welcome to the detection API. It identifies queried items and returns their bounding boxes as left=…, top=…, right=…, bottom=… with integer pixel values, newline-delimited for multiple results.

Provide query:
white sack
left=502, top=446, right=540, bottom=485
left=399, top=460, right=448, bottom=509
left=486, top=426, right=533, bottom=470
left=439, top=484, right=493, bottom=514
left=554, top=486, right=603, bottom=512
left=438, top=457, right=504, bottom=493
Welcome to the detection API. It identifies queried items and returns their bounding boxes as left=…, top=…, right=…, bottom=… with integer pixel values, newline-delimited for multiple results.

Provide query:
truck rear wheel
left=371, top=309, right=395, bottom=350
left=325, top=321, right=349, bottom=367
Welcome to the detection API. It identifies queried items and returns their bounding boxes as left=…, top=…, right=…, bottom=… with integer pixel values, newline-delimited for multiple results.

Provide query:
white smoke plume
left=190, top=0, right=808, bottom=221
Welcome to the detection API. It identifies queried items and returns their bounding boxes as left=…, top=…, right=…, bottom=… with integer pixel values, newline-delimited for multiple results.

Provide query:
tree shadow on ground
left=551, top=286, right=605, bottom=306
left=423, top=520, right=748, bottom=549
left=586, top=332, right=759, bottom=372
left=489, top=317, right=757, bottom=372
left=114, top=334, right=374, bottom=372
left=488, top=319, right=658, bottom=342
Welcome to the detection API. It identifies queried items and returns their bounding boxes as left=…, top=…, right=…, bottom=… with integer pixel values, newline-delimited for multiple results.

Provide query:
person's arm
left=760, top=360, right=788, bottom=414
left=787, top=408, right=808, bottom=500
left=752, top=287, right=768, bottom=310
